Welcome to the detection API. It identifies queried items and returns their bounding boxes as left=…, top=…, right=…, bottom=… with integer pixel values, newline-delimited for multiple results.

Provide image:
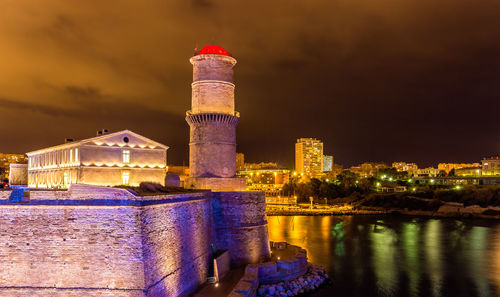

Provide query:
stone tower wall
left=191, top=54, right=235, bottom=83
left=187, top=113, right=238, bottom=178
left=191, top=81, right=235, bottom=115
left=211, top=191, right=271, bottom=267
left=187, top=53, right=239, bottom=183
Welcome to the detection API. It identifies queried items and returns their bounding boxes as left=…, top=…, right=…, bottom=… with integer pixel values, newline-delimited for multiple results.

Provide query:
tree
left=337, top=170, right=358, bottom=188
left=448, top=169, right=455, bottom=177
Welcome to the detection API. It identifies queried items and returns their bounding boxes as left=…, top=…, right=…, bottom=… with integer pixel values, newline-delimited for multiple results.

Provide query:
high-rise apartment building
left=295, top=138, right=323, bottom=177
left=236, top=153, right=245, bottom=171
left=323, top=155, right=333, bottom=172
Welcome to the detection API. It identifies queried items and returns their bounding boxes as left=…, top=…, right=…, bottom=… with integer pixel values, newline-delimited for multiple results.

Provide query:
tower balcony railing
left=186, top=110, right=240, bottom=117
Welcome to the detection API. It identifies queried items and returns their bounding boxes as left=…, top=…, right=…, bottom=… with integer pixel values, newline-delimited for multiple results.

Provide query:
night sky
left=1, top=0, right=499, bottom=168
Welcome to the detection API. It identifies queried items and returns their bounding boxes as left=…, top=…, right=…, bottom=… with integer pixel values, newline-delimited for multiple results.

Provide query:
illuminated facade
left=236, top=153, right=245, bottom=171
left=415, top=167, right=440, bottom=177
left=295, top=138, right=323, bottom=177
left=0, top=153, right=28, bottom=181
left=350, top=162, right=388, bottom=177
left=26, top=130, right=168, bottom=188
left=482, top=157, right=500, bottom=176
left=392, top=162, right=418, bottom=174
left=245, top=162, right=278, bottom=170
left=438, top=163, right=481, bottom=174
left=455, top=166, right=482, bottom=177
left=323, top=155, right=333, bottom=172
left=238, top=169, right=290, bottom=196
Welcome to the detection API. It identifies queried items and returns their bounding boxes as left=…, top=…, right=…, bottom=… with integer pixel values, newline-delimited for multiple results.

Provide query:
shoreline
left=266, top=206, right=500, bottom=220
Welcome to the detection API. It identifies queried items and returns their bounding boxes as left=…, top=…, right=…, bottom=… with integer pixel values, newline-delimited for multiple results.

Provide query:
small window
left=123, top=137, right=129, bottom=143
left=123, top=150, right=130, bottom=164
left=122, top=172, right=130, bottom=185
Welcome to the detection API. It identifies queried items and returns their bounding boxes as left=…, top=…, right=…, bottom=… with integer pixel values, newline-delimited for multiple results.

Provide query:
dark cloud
left=0, top=0, right=499, bottom=167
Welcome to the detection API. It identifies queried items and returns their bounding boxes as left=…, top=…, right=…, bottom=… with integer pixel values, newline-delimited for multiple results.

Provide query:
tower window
left=123, top=150, right=130, bottom=163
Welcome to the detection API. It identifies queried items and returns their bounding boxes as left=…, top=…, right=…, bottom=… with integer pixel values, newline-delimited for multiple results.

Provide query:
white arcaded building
left=26, top=130, right=168, bottom=188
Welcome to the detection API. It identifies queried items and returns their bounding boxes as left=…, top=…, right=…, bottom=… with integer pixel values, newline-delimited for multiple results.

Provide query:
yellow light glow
left=94, top=142, right=103, bottom=146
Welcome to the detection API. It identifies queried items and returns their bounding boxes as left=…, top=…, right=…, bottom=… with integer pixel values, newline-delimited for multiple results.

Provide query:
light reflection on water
left=267, top=216, right=500, bottom=297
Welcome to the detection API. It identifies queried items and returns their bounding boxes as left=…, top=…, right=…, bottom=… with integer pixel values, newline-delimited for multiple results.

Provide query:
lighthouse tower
left=185, top=45, right=245, bottom=191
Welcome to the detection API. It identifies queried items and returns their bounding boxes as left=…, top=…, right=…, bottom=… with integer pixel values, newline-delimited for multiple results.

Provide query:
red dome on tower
left=197, top=45, right=232, bottom=57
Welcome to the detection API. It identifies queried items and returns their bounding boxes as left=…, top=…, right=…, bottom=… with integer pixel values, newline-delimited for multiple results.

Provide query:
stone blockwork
left=141, top=197, right=215, bottom=296
left=185, top=177, right=246, bottom=192
left=212, top=191, right=271, bottom=267
left=0, top=185, right=270, bottom=297
left=186, top=113, right=238, bottom=179
left=0, top=205, right=146, bottom=295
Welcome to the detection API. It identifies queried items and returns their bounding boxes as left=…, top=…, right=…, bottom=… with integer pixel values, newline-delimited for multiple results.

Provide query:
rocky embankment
left=257, top=265, right=328, bottom=297
left=401, top=203, right=500, bottom=219
left=267, top=203, right=500, bottom=219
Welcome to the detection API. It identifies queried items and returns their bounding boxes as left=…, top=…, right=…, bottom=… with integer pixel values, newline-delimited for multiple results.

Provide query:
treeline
left=282, top=175, right=500, bottom=208
left=282, top=174, right=373, bottom=204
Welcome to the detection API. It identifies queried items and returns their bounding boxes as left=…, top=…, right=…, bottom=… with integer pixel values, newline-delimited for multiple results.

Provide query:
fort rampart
left=0, top=185, right=270, bottom=297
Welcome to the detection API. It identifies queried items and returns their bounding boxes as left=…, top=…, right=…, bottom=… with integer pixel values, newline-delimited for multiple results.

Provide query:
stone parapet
left=185, top=177, right=246, bottom=192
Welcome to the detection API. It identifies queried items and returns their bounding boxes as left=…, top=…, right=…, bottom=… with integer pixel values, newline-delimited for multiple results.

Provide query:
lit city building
left=350, top=162, right=388, bottom=177
left=415, top=167, right=440, bottom=177
left=482, top=157, right=500, bottom=176
left=295, top=138, right=323, bottom=177
left=455, top=166, right=482, bottom=177
left=236, top=153, right=245, bottom=171
left=26, top=130, right=168, bottom=188
left=392, top=162, right=418, bottom=174
left=0, top=153, right=28, bottom=182
left=438, top=163, right=481, bottom=174
left=323, top=155, right=333, bottom=172
left=245, top=162, right=278, bottom=170
left=238, top=168, right=290, bottom=196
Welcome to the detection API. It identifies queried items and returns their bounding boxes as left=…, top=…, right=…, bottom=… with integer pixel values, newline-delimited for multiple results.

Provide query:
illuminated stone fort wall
left=0, top=186, right=269, bottom=297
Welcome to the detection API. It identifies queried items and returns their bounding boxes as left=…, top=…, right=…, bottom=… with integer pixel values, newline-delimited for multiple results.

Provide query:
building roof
left=26, top=130, right=169, bottom=156
left=197, top=45, right=232, bottom=57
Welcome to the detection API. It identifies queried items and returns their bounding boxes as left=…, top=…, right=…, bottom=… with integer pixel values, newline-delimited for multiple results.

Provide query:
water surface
left=267, top=215, right=500, bottom=297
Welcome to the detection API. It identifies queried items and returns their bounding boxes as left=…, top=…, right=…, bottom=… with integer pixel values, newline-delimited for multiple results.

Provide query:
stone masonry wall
left=189, top=119, right=237, bottom=178
left=0, top=205, right=146, bottom=296
left=0, top=188, right=215, bottom=297
left=141, top=194, right=215, bottom=297
left=0, top=186, right=270, bottom=297
left=212, top=191, right=271, bottom=267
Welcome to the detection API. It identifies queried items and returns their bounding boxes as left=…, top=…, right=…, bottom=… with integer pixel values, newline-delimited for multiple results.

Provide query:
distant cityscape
left=3, top=136, right=498, bottom=194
